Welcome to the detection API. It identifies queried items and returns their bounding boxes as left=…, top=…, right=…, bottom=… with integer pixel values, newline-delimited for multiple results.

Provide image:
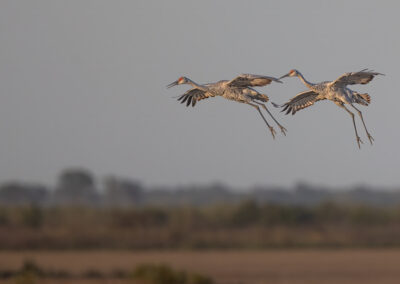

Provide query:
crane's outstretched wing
left=332, top=69, right=383, bottom=87
left=273, top=90, right=324, bottom=115
left=227, top=74, right=282, bottom=87
left=177, top=88, right=216, bottom=107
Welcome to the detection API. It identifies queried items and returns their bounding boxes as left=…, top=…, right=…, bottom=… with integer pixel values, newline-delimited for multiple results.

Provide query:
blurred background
left=1, top=1, right=400, bottom=284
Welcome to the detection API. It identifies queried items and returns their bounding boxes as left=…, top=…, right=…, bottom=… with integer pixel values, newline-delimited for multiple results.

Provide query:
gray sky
left=0, top=0, right=399, bottom=189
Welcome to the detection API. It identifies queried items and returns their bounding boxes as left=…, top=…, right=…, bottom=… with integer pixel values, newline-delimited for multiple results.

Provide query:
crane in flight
left=167, top=74, right=286, bottom=139
left=274, top=69, right=383, bottom=148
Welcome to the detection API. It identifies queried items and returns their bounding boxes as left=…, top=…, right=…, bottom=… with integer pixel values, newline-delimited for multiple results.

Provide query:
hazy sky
left=0, top=0, right=399, bottom=189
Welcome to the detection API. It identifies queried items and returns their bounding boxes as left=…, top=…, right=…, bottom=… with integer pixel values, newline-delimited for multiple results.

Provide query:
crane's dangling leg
left=350, top=104, right=374, bottom=145
left=255, top=102, right=287, bottom=135
left=246, top=102, right=276, bottom=139
left=336, top=102, right=363, bottom=149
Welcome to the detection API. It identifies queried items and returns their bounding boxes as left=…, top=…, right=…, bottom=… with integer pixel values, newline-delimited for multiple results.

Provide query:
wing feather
left=227, top=74, right=282, bottom=87
left=332, top=69, right=383, bottom=86
left=278, top=90, right=323, bottom=115
left=176, top=88, right=216, bottom=107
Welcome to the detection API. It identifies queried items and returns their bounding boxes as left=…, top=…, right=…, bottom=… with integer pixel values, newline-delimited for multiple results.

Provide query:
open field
left=1, top=249, right=400, bottom=284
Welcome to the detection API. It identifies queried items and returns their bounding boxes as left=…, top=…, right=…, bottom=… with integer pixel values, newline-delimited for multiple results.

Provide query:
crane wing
left=332, top=69, right=383, bottom=87
left=177, top=88, right=216, bottom=107
left=227, top=74, right=282, bottom=87
left=277, top=90, right=324, bottom=115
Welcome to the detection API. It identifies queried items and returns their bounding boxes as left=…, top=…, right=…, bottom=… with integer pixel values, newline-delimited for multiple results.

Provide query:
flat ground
left=1, top=249, right=400, bottom=284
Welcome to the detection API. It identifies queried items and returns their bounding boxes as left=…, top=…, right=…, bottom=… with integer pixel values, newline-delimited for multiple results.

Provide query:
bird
left=273, top=69, right=383, bottom=148
left=167, top=74, right=287, bottom=139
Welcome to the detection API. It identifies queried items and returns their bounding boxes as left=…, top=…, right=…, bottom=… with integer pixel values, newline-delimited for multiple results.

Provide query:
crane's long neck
left=187, top=79, right=208, bottom=92
left=296, top=72, right=314, bottom=89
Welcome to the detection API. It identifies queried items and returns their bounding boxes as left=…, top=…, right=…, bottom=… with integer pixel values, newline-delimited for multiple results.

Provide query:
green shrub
left=21, top=206, right=43, bottom=228
left=0, top=208, right=9, bottom=226
left=14, top=272, right=37, bottom=284
left=231, top=200, right=260, bottom=226
left=19, top=260, right=44, bottom=277
left=188, top=273, right=214, bottom=284
left=13, top=259, right=43, bottom=284
left=131, top=264, right=213, bottom=284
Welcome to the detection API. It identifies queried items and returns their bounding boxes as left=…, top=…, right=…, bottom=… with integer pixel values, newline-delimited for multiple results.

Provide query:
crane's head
left=167, top=76, right=189, bottom=88
left=279, top=69, right=299, bottom=80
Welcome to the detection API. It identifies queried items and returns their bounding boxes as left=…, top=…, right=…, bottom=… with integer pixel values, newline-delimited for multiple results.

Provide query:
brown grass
left=2, top=204, right=400, bottom=250
left=1, top=249, right=400, bottom=284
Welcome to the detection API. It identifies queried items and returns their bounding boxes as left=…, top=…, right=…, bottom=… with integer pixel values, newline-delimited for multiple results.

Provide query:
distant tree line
left=0, top=168, right=143, bottom=206
left=1, top=168, right=400, bottom=207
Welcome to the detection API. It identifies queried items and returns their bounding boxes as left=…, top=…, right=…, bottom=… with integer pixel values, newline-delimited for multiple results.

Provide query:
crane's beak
left=279, top=73, right=291, bottom=80
left=167, top=80, right=179, bottom=88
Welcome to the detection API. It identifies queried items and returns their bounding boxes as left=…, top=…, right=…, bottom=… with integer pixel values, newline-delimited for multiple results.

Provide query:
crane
left=167, top=74, right=286, bottom=139
left=274, top=69, right=383, bottom=148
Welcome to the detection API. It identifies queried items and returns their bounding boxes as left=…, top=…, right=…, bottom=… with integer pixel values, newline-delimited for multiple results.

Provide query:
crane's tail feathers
left=357, top=93, right=371, bottom=105
left=361, top=93, right=371, bottom=104
left=255, top=94, right=269, bottom=102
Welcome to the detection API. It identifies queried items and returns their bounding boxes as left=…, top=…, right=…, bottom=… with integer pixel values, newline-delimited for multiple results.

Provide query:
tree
left=103, top=176, right=143, bottom=206
left=53, top=168, right=99, bottom=205
left=0, top=183, right=49, bottom=205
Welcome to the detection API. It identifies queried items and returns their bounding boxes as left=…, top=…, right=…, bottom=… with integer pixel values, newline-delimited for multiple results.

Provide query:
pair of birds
left=167, top=69, right=383, bottom=148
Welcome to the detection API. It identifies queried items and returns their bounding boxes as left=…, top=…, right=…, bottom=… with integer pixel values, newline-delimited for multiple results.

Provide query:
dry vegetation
left=1, top=250, right=400, bottom=284
left=1, top=202, right=400, bottom=249
left=0, top=259, right=213, bottom=284
left=2, top=202, right=400, bottom=283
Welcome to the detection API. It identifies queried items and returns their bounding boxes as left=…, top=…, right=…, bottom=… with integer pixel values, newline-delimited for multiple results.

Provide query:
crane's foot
left=367, top=133, right=374, bottom=145
left=279, top=126, right=287, bottom=136
left=269, top=127, right=276, bottom=139
left=356, top=136, right=363, bottom=149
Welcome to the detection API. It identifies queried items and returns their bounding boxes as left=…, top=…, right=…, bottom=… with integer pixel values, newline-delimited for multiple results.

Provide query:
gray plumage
left=274, top=69, right=383, bottom=148
left=167, top=74, right=286, bottom=138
